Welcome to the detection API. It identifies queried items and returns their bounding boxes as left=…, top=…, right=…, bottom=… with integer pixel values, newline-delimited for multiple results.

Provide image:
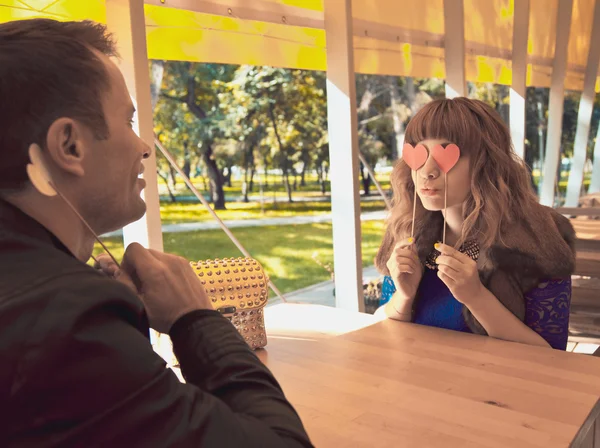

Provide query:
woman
left=375, top=98, right=575, bottom=350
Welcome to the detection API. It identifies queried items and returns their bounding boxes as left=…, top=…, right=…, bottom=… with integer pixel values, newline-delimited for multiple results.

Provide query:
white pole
left=324, top=0, right=364, bottom=312
left=510, top=0, right=530, bottom=160
left=443, top=0, right=467, bottom=98
left=106, top=0, right=164, bottom=251
left=565, top=1, right=600, bottom=205
left=539, top=0, right=574, bottom=207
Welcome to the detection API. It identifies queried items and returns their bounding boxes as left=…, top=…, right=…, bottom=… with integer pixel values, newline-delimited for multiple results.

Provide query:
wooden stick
left=155, top=138, right=287, bottom=304
left=411, top=174, right=418, bottom=241
left=52, top=183, right=120, bottom=267
left=443, top=172, right=447, bottom=245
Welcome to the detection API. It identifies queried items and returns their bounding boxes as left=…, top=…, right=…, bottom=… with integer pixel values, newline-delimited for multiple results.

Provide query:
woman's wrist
left=392, top=290, right=415, bottom=306
left=387, top=292, right=414, bottom=320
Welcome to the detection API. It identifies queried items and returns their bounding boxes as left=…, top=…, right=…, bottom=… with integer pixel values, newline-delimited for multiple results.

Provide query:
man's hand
left=95, top=244, right=213, bottom=333
left=94, top=253, right=138, bottom=294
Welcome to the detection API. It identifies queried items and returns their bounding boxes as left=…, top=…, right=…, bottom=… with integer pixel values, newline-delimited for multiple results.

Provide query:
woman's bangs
left=404, top=101, right=481, bottom=157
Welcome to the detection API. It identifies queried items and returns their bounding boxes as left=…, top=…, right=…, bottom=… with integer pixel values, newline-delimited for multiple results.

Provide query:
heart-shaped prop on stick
left=403, top=143, right=428, bottom=171
left=430, top=143, right=461, bottom=244
left=402, top=143, right=430, bottom=243
left=431, top=144, right=460, bottom=173
left=26, top=144, right=119, bottom=267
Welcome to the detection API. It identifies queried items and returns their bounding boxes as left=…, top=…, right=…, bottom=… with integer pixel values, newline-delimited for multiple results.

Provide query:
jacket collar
left=0, top=197, right=74, bottom=258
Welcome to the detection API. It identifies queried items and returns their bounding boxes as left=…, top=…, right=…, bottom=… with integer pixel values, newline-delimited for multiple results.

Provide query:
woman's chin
left=418, top=196, right=445, bottom=211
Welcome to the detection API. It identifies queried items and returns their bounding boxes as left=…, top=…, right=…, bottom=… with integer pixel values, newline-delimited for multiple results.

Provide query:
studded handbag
left=191, top=257, right=269, bottom=349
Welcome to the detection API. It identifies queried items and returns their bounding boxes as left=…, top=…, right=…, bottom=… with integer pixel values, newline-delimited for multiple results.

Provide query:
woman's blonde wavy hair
left=375, top=97, right=539, bottom=273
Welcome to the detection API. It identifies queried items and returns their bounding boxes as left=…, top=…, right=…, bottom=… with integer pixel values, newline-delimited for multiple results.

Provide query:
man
left=0, top=19, right=312, bottom=447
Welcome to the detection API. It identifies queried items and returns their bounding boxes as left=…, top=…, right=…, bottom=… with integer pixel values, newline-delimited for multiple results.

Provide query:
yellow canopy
left=1, top=0, right=598, bottom=91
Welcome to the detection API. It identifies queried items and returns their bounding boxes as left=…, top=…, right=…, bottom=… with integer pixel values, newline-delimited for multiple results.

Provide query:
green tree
left=158, top=62, right=237, bottom=209
left=221, top=66, right=328, bottom=202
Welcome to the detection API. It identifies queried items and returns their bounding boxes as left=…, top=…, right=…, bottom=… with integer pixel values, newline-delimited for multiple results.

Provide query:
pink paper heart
left=402, top=143, right=428, bottom=171
left=431, top=144, right=460, bottom=173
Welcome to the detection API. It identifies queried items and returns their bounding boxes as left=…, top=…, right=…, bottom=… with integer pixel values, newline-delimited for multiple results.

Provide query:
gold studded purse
left=191, top=257, right=269, bottom=350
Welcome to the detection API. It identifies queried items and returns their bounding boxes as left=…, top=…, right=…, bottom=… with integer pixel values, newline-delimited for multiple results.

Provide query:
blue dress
left=380, top=271, right=571, bottom=350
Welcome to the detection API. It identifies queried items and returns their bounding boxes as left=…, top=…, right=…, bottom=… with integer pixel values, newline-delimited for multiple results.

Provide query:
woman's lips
left=420, top=188, right=440, bottom=197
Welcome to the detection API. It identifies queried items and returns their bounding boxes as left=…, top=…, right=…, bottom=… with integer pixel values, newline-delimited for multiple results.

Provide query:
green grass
left=93, top=220, right=386, bottom=295
left=159, top=199, right=387, bottom=224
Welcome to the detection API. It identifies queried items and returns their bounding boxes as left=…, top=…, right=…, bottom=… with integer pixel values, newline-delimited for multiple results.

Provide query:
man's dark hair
left=0, top=19, right=118, bottom=191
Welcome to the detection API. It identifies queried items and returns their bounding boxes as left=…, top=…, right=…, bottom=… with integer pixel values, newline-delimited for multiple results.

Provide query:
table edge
left=571, top=398, right=600, bottom=447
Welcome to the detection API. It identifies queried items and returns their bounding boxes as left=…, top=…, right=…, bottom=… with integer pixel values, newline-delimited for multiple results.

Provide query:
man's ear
left=45, top=118, right=86, bottom=177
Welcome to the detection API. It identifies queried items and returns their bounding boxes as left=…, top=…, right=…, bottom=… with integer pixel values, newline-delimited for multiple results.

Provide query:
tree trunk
left=318, top=163, right=327, bottom=194
left=268, top=103, right=293, bottom=202
left=317, top=166, right=323, bottom=194
left=157, top=170, right=177, bottom=202
left=300, top=147, right=310, bottom=187
left=283, top=168, right=293, bottom=202
left=301, top=163, right=307, bottom=187
left=389, top=77, right=404, bottom=160
left=249, top=165, right=256, bottom=193
left=182, top=142, right=191, bottom=179
left=162, top=71, right=225, bottom=208
left=222, top=166, right=233, bottom=188
left=263, top=156, right=269, bottom=187
left=246, top=148, right=255, bottom=193
left=242, top=169, right=250, bottom=203
left=227, top=164, right=233, bottom=187
left=242, top=157, right=250, bottom=203
left=536, top=89, right=546, bottom=196
left=201, top=141, right=226, bottom=210
left=168, top=165, right=177, bottom=193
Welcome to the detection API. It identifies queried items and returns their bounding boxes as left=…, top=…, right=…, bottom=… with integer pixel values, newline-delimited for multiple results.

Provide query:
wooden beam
left=565, top=0, right=600, bottom=207
left=324, top=0, right=364, bottom=312
left=443, top=0, right=466, bottom=98
left=106, top=0, right=164, bottom=252
left=539, top=0, right=574, bottom=207
left=145, top=0, right=592, bottom=77
left=510, top=0, right=530, bottom=160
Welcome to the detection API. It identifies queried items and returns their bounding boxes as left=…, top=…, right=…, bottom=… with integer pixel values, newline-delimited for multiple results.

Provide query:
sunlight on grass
left=93, top=220, right=386, bottom=295
left=159, top=198, right=387, bottom=225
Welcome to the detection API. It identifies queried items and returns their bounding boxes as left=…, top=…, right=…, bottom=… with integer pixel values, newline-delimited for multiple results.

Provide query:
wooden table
left=260, top=304, right=600, bottom=447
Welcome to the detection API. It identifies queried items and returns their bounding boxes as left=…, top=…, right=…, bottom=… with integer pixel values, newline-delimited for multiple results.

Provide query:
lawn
left=93, top=220, right=387, bottom=296
left=159, top=198, right=387, bottom=225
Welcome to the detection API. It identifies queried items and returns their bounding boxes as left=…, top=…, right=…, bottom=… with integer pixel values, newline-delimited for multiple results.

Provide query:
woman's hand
left=435, top=243, right=484, bottom=305
left=386, top=239, right=424, bottom=303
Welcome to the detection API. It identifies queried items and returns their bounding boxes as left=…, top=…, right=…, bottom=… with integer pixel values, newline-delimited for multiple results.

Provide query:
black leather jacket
left=0, top=199, right=312, bottom=448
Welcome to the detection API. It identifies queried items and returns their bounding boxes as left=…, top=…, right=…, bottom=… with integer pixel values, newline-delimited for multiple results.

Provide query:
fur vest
left=376, top=203, right=576, bottom=335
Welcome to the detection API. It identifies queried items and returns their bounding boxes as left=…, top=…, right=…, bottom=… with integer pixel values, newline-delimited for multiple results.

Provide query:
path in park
left=103, top=209, right=388, bottom=237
